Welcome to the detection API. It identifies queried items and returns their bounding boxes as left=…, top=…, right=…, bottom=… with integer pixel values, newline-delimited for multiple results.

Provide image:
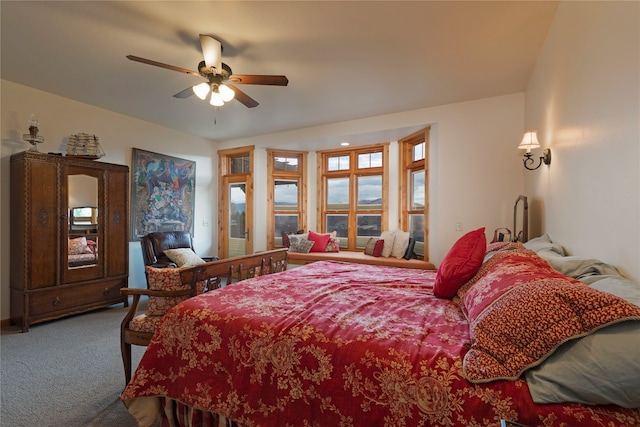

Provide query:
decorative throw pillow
left=308, top=230, right=332, bottom=252
left=288, top=233, right=309, bottom=248
left=68, top=236, right=89, bottom=255
left=164, top=248, right=206, bottom=267
left=289, top=238, right=314, bottom=253
left=325, top=238, right=340, bottom=252
left=373, top=239, right=385, bottom=257
left=281, top=232, right=291, bottom=248
left=379, top=230, right=396, bottom=257
left=433, top=227, right=486, bottom=298
left=403, top=238, right=416, bottom=260
left=281, top=229, right=305, bottom=248
left=85, top=239, right=97, bottom=254
left=391, top=230, right=410, bottom=258
left=363, top=238, right=379, bottom=256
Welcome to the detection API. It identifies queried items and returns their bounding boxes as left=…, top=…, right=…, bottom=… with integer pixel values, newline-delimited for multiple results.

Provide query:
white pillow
left=379, top=230, right=396, bottom=257
left=164, top=248, right=206, bottom=267
left=391, top=230, right=410, bottom=258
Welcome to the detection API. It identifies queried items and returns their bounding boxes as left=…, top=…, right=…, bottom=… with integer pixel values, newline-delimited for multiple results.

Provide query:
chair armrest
left=120, top=287, right=196, bottom=331
left=120, top=288, right=194, bottom=298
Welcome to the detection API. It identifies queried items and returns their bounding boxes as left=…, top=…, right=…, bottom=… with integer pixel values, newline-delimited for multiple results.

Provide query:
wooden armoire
left=10, top=151, right=129, bottom=332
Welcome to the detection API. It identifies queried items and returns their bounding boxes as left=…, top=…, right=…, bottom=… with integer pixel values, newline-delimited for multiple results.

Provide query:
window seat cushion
left=287, top=250, right=435, bottom=270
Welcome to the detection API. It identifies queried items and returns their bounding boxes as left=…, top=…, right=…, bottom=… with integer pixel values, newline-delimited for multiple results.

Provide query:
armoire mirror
left=68, top=174, right=99, bottom=269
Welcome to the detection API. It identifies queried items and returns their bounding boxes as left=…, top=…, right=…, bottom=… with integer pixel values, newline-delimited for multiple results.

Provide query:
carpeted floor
left=1, top=303, right=159, bottom=427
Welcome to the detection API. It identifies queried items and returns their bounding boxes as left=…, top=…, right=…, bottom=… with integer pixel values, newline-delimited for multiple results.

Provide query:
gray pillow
left=525, top=320, right=640, bottom=408
left=584, top=275, right=640, bottom=307
left=523, top=234, right=566, bottom=256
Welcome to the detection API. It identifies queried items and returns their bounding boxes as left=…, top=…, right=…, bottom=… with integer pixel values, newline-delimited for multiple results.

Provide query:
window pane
left=275, top=215, right=299, bottom=245
left=412, top=142, right=425, bottom=162
left=229, top=184, right=246, bottom=238
left=230, top=155, right=250, bottom=174
left=274, top=157, right=299, bottom=172
left=274, top=180, right=298, bottom=210
left=409, top=214, right=424, bottom=256
left=326, top=177, right=350, bottom=210
left=357, top=175, right=382, bottom=210
left=326, top=214, right=348, bottom=248
left=357, top=152, right=383, bottom=169
left=410, top=170, right=425, bottom=209
left=328, top=155, right=349, bottom=171
left=356, top=215, right=381, bottom=247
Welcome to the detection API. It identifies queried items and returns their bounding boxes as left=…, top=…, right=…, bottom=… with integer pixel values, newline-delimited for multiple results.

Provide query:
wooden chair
left=120, top=248, right=288, bottom=384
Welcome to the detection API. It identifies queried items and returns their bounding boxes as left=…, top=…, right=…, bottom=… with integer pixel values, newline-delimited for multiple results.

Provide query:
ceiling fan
left=127, top=34, right=288, bottom=108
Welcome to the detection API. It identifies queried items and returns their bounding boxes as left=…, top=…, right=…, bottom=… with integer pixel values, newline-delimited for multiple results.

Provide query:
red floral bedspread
left=122, top=261, right=640, bottom=426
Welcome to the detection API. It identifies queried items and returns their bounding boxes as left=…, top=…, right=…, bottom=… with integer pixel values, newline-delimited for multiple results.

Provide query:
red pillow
left=308, top=230, right=332, bottom=252
left=373, top=239, right=385, bottom=257
left=433, top=227, right=486, bottom=298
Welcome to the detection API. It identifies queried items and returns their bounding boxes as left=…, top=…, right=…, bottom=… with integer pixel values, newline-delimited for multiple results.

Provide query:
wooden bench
left=287, top=251, right=435, bottom=270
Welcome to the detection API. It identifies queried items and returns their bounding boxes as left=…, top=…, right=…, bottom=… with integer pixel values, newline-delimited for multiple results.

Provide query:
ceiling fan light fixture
left=193, top=82, right=210, bottom=100
left=218, top=84, right=235, bottom=102
left=210, top=90, right=224, bottom=106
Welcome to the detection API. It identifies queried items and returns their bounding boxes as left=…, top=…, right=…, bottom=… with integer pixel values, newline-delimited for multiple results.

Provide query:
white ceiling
left=1, top=1, right=558, bottom=144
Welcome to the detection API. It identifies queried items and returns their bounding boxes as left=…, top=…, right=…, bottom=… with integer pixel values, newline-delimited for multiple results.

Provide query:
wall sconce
left=518, top=131, right=551, bottom=170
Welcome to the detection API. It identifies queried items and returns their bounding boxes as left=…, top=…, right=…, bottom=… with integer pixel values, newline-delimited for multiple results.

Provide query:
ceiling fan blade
left=173, top=86, right=195, bottom=98
left=230, top=74, right=289, bottom=86
left=229, top=85, right=259, bottom=108
left=199, top=34, right=222, bottom=73
left=126, top=55, right=200, bottom=76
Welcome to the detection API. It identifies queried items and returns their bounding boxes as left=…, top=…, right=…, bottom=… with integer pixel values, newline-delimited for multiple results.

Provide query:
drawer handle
left=103, top=288, right=109, bottom=296
left=52, top=296, right=61, bottom=306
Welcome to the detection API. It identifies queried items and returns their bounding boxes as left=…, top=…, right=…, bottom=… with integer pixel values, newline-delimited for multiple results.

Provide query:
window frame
left=218, top=146, right=255, bottom=258
left=399, top=127, right=430, bottom=260
left=267, top=149, right=308, bottom=249
left=317, top=143, right=389, bottom=251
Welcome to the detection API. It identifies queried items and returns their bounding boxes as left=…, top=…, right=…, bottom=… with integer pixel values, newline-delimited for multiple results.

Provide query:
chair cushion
left=145, top=267, right=206, bottom=316
left=129, top=313, right=164, bottom=334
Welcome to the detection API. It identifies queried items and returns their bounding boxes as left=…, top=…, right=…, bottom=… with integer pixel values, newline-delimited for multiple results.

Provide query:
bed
left=122, top=231, right=640, bottom=427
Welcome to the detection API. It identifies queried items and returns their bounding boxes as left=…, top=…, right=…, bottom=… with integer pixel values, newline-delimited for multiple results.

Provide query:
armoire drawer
left=29, top=279, right=126, bottom=316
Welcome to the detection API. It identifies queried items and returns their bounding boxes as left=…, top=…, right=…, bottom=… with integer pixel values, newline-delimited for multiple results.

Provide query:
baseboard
left=1, top=318, right=13, bottom=328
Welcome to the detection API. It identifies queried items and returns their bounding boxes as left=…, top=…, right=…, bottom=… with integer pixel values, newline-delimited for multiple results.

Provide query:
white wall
left=1, top=80, right=218, bottom=320
left=524, top=1, right=640, bottom=282
left=219, top=92, right=525, bottom=265
left=1, top=81, right=526, bottom=322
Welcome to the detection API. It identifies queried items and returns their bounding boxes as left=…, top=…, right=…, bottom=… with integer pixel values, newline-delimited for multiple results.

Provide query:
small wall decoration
left=131, top=148, right=196, bottom=240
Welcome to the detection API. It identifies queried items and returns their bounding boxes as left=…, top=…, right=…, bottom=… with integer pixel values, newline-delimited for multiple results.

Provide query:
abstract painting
left=130, top=148, right=196, bottom=240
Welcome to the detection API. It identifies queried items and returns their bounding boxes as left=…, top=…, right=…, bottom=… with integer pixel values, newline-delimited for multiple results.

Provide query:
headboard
left=513, top=195, right=529, bottom=242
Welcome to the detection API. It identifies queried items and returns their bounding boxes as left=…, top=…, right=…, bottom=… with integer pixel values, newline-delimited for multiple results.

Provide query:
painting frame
left=130, top=148, right=196, bottom=241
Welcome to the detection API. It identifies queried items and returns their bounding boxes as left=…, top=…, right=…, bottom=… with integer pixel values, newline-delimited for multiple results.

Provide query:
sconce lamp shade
left=518, top=130, right=551, bottom=171
left=518, top=131, right=540, bottom=153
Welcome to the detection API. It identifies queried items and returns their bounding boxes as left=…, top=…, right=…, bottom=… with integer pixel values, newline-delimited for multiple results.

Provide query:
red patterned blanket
left=122, top=261, right=640, bottom=426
